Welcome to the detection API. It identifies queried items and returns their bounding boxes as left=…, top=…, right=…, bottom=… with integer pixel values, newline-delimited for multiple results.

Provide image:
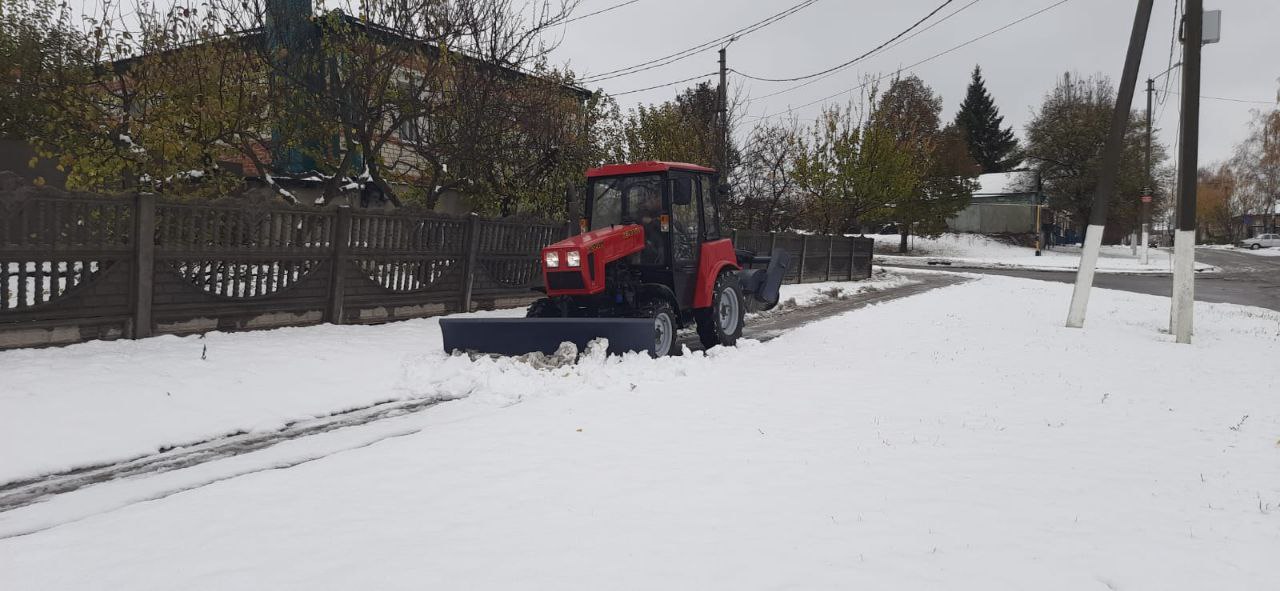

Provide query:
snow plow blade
left=440, top=318, right=654, bottom=356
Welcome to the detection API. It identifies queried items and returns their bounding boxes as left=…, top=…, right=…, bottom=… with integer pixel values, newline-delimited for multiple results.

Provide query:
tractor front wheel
left=696, top=272, right=745, bottom=349
left=641, top=299, right=679, bottom=358
left=526, top=298, right=561, bottom=318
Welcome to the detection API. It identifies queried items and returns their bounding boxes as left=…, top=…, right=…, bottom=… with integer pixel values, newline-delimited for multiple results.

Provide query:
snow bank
left=1, top=275, right=1276, bottom=589
left=763, top=270, right=918, bottom=312
left=869, top=233, right=1215, bottom=273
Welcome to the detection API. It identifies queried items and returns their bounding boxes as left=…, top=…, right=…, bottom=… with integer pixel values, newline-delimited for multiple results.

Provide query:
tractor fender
left=693, top=239, right=740, bottom=309
left=636, top=283, right=683, bottom=327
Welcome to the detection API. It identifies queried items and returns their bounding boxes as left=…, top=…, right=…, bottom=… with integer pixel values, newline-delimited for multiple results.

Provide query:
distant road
left=911, top=248, right=1280, bottom=311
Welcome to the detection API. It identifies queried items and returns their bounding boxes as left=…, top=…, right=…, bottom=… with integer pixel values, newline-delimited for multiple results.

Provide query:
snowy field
left=2, top=273, right=1277, bottom=589
left=870, top=233, right=1216, bottom=273
left=0, top=275, right=912, bottom=485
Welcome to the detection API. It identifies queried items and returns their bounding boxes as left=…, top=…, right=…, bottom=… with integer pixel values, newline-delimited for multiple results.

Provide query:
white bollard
left=1140, top=223, right=1150, bottom=265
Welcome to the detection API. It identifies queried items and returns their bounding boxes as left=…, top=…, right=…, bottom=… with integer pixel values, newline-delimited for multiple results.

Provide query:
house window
left=399, top=117, right=426, bottom=145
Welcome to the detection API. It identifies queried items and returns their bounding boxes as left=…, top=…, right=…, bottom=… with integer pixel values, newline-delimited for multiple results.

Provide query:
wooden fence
left=0, top=190, right=872, bottom=349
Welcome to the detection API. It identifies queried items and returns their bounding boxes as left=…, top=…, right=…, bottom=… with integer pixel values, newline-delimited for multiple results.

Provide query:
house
left=1234, top=203, right=1280, bottom=239
left=105, top=0, right=590, bottom=209
left=946, top=170, right=1046, bottom=235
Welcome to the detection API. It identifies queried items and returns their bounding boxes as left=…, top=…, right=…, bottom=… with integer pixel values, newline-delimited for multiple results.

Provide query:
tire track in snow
left=0, top=273, right=966, bottom=515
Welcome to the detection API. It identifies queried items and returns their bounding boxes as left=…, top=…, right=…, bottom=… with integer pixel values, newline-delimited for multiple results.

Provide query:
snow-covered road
left=0, top=273, right=924, bottom=488
left=1, top=273, right=1276, bottom=589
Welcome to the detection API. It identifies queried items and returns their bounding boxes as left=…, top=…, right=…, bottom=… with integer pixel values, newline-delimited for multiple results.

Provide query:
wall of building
left=947, top=203, right=1037, bottom=234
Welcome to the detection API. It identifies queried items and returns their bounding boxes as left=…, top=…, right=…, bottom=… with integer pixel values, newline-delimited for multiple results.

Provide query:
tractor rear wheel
left=696, top=272, right=745, bottom=349
left=641, top=299, right=679, bottom=358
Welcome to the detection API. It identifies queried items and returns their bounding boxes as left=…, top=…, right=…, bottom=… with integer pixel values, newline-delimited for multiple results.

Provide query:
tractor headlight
left=565, top=250, right=581, bottom=267
left=544, top=251, right=560, bottom=268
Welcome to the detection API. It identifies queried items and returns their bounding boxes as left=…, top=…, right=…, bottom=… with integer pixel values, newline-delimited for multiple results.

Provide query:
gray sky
left=550, top=0, right=1280, bottom=165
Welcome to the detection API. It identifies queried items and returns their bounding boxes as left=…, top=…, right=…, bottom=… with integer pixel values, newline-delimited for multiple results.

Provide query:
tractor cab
left=581, top=161, right=724, bottom=309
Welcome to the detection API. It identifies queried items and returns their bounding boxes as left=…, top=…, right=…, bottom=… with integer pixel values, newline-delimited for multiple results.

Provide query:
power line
left=1162, top=91, right=1276, bottom=105
left=731, top=0, right=957, bottom=83
left=746, top=0, right=1073, bottom=122
left=611, top=72, right=718, bottom=96
left=746, top=0, right=982, bottom=103
left=557, top=0, right=640, bottom=26
left=577, top=0, right=822, bottom=83
left=1159, top=0, right=1182, bottom=105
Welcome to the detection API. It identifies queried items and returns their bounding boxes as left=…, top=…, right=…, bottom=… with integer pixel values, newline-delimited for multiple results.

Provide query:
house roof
left=586, top=161, right=717, bottom=178
left=110, top=10, right=591, bottom=100
left=975, top=171, right=1036, bottom=196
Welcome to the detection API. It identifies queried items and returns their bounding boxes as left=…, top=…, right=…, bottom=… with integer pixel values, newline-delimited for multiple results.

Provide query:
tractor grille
left=546, top=271, right=586, bottom=291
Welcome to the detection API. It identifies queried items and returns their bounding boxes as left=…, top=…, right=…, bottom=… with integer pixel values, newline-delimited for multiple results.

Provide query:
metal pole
left=1141, top=78, right=1153, bottom=265
left=1066, top=0, right=1154, bottom=328
left=1171, top=0, right=1202, bottom=344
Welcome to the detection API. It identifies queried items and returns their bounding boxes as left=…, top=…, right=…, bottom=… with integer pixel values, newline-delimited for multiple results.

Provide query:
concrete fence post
left=826, top=235, right=834, bottom=281
left=326, top=206, right=351, bottom=324
left=847, top=237, right=856, bottom=280
left=460, top=213, right=482, bottom=313
left=131, top=193, right=155, bottom=339
left=798, top=235, right=808, bottom=284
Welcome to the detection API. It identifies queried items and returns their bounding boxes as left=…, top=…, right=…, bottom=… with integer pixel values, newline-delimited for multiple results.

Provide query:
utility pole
left=1171, top=0, right=1203, bottom=344
left=1141, top=78, right=1154, bottom=265
left=1035, top=169, right=1044, bottom=256
left=717, top=46, right=729, bottom=177
left=1065, top=0, right=1154, bottom=329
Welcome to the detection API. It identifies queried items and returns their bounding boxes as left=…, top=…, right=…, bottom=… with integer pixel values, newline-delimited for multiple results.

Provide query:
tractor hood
left=541, top=224, right=645, bottom=296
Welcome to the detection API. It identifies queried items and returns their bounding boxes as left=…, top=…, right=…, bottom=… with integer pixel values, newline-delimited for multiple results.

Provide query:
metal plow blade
left=440, top=318, right=655, bottom=356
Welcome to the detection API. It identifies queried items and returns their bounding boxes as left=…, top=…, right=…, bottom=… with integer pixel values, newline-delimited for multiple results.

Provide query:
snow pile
left=870, top=232, right=1215, bottom=273
left=1, top=275, right=1277, bottom=589
left=757, top=271, right=918, bottom=313
left=397, top=338, right=755, bottom=410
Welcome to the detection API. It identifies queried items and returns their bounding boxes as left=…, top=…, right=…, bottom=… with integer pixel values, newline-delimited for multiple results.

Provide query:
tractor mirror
left=672, top=178, right=693, bottom=206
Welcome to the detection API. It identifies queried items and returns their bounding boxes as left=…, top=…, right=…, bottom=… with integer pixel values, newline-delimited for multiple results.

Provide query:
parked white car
left=1239, top=234, right=1280, bottom=249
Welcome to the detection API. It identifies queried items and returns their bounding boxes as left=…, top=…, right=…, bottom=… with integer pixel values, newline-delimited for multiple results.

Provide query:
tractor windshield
left=588, top=174, right=662, bottom=231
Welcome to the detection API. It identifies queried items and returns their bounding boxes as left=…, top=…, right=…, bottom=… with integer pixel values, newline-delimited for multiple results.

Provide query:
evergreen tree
left=953, top=65, right=1019, bottom=173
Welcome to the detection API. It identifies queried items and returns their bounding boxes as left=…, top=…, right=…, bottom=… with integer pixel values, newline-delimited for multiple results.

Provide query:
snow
left=4, top=262, right=100, bottom=308
left=117, top=134, right=146, bottom=154
left=755, top=272, right=918, bottom=312
left=0, top=277, right=900, bottom=485
left=1, top=274, right=1276, bottom=588
left=870, top=233, right=1217, bottom=273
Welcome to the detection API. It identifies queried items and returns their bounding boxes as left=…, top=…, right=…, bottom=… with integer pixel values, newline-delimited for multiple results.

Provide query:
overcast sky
left=549, top=0, right=1279, bottom=165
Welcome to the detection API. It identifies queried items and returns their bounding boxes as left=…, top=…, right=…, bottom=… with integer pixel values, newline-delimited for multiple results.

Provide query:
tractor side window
left=589, top=179, right=622, bottom=231
left=672, top=188, right=698, bottom=264
left=700, top=178, right=719, bottom=239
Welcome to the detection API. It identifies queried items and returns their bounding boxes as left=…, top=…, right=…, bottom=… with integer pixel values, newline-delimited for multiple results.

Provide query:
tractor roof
left=585, top=161, right=716, bottom=178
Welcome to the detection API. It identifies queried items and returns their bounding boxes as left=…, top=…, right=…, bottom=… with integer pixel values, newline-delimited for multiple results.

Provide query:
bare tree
left=732, top=119, right=803, bottom=231
left=1229, top=92, right=1280, bottom=234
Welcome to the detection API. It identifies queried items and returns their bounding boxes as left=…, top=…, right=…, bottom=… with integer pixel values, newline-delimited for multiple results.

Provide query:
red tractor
left=441, top=161, right=789, bottom=357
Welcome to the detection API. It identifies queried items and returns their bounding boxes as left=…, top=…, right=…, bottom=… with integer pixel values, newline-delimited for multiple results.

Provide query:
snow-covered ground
left=1199, top=244, right=1280, bottom=258
left=0, top=275, right=911, bottom=485
left=870, top=233, right=1217, bottom=273
left=2, top=273, right=1277, bottom=589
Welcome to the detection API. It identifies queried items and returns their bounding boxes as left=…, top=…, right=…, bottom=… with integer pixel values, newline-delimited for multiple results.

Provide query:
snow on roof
left=975, top=171, right=1034, bottom=195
